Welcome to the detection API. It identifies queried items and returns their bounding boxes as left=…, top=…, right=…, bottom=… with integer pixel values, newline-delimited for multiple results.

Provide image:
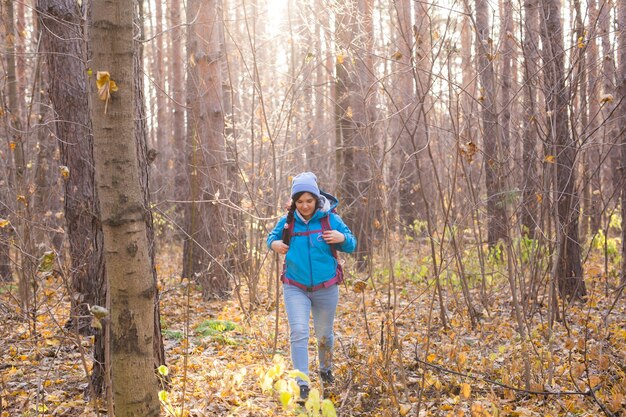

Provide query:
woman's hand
left=322, top=230, right=345, bottom=245
left=271, top=240, right=289, bottom=255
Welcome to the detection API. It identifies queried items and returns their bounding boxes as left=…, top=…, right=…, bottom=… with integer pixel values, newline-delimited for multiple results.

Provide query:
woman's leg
left=311, top=285, right=339, bottom=373
left=283, top=284, right=312, bottom=384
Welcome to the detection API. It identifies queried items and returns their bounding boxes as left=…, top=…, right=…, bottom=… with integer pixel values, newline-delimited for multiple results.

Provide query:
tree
left=335, top=0, right=379, bottom=270
left=183, top=0, right=232, bottom=298
left=36, top=0, right=108, bottom=393
left=539, top=0, right=587, bottom=301
left=90, top=0, right=160, bottom=414
left=520, top=0, right=540, bottom=236
left=474, top=0, right=508, bottom=247
left=618, top=0, right=626, bottom=286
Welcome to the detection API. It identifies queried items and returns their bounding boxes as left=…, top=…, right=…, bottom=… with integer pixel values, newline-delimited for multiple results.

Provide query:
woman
left=267, top=172, right=356, bottom=400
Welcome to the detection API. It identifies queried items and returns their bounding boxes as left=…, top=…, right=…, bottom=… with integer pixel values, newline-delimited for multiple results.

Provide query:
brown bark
left=170, top=0, right=186, bottom=207
left=90, top=0, right=160, bottom=414
left=475, top=0, right=508, bottom=246
left=183, top=0, right=232, bottom=298
left=335, top=0, right=379, bottom=270
left=586, top=0, right=602, bottom=236
left=618, top=0, right=626, bottom=285
left=135, top=1, right=166, bottom=370
left=540, top=0, right=586, bottom=301
left=520, top=0, right=540, bottom=235
left=37, top=0, right=107, bottom=393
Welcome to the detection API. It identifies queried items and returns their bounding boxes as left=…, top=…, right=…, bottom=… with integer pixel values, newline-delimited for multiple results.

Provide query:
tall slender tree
left=90, top=0, right=160, bottom=413
left=183, top=0, right=231, bottom=298
left=539, top=0, right=586, bottom=301
left=335, top=0, right=379, bottom=270
left=474, top=0, right=508, bottom=246
left=618, top=0, right=626, bottom=286
left=36, top=0, right=107, bottom=392
left=520, top=0, right=541, bottom=235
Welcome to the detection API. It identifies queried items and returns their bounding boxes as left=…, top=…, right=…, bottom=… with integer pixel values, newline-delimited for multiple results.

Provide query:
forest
left=0, top=0, right=625, bottom=416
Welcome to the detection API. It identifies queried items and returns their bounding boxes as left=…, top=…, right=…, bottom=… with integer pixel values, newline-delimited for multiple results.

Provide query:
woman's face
left=295, top=192, right=317, bottom=220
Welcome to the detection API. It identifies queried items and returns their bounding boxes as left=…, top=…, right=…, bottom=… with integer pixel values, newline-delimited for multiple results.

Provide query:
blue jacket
left=267, top=193, right=356, bottom=287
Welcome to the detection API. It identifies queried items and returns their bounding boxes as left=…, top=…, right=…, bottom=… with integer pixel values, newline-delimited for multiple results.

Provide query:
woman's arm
left=267, top=216, right=288, bottom=250
left=329, top=214, right=357, bottom=253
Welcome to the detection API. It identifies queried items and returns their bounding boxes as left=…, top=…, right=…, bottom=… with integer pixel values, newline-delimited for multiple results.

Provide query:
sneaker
left=299, top=385, right=310, bottom=401
left=320, top=370, right=335, bottom=384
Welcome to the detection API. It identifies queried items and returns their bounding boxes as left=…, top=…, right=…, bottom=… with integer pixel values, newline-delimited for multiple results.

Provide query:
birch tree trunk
left=540, top=0, right=587, bottom=301
left=90, top=0, right=159, bottom=414
left=183, top=0, right=231, bottom=298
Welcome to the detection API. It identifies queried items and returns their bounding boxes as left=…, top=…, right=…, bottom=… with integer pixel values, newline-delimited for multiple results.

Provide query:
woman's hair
left=281, top=191, right=321, bottom=245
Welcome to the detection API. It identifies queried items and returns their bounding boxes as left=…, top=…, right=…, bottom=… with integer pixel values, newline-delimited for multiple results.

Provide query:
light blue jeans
left=283, top=283, right=339, bottom=386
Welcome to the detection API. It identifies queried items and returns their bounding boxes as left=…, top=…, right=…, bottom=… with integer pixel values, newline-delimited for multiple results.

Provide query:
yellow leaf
left=287, top=370, right=310, bottom=383
left=321, top=399, right=337, bottom=417
left=399, top=403, right=411, bottom=416
left=59, top=165, right=70, bottom=179
left=279, top=391, right=292, bottom=407
left=158, top=390, right=168, bottom=402
left=536, top=193, right=543, bottom=204
left=157, top=365, right=169, bottom=376
left=544, top=155, right=555, bottom=163
left=427, top=353, right=436, bottom=362
left=0, top=218, right=9, bottom=228
left=433, top=30, right=440, bottom=41
left=577, top=36, right=585, bottom=48
left=337, top=52, right=344, bottom=64
left=17, top=195, right=28, bottom=206
left=461, top=383, right=471, bottom=399
left=457, top=352, right=467, bottom=368
left=9, top=141, right=16, bottom=151
left=600, top=94, right=613, bottom=104
left=96, top=71, right=118, bottom=114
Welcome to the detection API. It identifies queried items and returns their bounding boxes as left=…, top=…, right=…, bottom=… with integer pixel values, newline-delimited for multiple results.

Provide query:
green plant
left=195, top=319, right=238, bottom=336
left=163, top=329, right=184, bottom=340
left=590, top=229, right=620, bottom=258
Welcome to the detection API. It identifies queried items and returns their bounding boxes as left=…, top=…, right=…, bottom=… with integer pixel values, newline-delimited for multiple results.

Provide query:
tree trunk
left=586, top=0, right=602, bottom=236
left=393, top=0, right=420, bottom=228
left=475, top=0, right=508, bottom=246
left=135, top=0, right=166, bottom=371
left=170, top=0, right=187, bottom=209
left=618, top=0, right=626, bottom=286
left=4, top=0, right=35, bottom=315
left=37, top=0, right=107, bottom=394
left=335, top=0, right=379, bottom=270
left=183, top=0, right=231, bottom=298
left=540, top=0, right=587, bottom=301
left=90, top=0, right=160, bottom=414
left=520, top=0, right=540, bottom=236
left=600, top=0, right=619, bottom=212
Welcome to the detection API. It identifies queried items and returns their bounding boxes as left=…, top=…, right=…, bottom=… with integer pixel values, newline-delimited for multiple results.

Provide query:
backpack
left=280, top=214, right=344, bottom=291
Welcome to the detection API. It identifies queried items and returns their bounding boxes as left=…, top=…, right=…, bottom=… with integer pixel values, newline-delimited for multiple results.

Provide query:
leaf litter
left=0, top=246, right=624, bottom=417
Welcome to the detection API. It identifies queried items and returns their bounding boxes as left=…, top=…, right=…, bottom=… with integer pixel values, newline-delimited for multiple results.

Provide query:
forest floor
left=1, top=245, right=625, bottom=417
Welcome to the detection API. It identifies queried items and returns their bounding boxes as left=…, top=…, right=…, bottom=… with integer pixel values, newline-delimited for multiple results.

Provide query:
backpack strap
left=321, top=215, right=338, bottom=260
